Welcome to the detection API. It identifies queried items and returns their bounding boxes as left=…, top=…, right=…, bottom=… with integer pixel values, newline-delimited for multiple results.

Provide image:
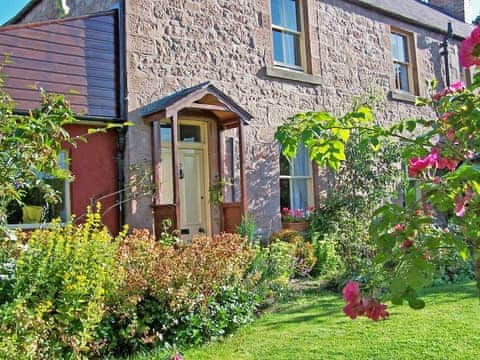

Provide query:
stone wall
left=124, top=0, right=465, bottom=237
left=17, top=0, right=118, bottom=23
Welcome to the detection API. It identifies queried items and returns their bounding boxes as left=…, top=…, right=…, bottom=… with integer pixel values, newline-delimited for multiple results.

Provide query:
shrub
left=0, top=210, right=123, bottom=359
left=236, top=215, right=257, bottom=244
left=248, top=240, right=297, bottom=302
left=269, top=230, right=316, bottom=277
left=107, top=231, right=258, bottom=354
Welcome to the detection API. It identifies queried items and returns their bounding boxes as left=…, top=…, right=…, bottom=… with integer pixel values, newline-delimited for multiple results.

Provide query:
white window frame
left=279, top=146, right=314, bottom=209
left=7, top=152, right=71, bottom=230
left=271, top=0, right=307, bottom=72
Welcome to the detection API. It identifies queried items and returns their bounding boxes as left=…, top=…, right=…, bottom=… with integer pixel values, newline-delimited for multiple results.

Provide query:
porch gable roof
left=140, top=82, right=253, bottom=126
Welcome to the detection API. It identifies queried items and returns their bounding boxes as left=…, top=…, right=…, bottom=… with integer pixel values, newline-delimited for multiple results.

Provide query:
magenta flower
left=363, top=298, right=389, bottom=321
left=342, top=281, right=361, bottom=303
left=454, top=187, right=474, bottom=217
left=460, top=26, right=480, bottom=68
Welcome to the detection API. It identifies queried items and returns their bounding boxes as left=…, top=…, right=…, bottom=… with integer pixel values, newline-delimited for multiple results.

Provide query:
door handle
left=179, top=163, right=184, bottom=179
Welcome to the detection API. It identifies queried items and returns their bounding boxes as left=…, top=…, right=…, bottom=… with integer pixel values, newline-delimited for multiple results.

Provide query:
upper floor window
left=391, top=30, right=417, bottom=94
left=271, top=0, right=305, bottom=70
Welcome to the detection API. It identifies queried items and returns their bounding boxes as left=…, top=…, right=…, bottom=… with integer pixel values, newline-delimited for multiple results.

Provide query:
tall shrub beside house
left=276, top=25, right=480, bottom=318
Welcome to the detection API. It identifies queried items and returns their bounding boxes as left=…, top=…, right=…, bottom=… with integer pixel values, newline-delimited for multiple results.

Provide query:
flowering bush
left=268, top=230, right=316, bottom=277
left=276, top=25, right=480, bottom=320
left=0, top=210, right=123, bottom=359
left=281, top=207, right=314, bottom=223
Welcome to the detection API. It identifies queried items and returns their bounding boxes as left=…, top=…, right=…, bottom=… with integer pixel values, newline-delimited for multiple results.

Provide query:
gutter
left=343, top=0, right=470, bottom=40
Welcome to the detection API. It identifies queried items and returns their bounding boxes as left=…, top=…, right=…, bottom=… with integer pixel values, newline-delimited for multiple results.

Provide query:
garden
left=1, top=23, right=480, bottom=360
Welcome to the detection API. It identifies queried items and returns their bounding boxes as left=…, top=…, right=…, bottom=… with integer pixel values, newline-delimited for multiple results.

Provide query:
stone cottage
left=1, top=0, right=474, bottom=238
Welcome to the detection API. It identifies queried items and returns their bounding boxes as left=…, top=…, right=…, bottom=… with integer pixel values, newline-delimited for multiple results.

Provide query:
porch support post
left=312, top=162, right=320, bottom=207
left=238, top=121, right=248, bottom=215
left=218, top=126, right=225, bottom=231
left=171, top=113, right=181, bottom=229
left=151, top=121, right=163, bottom=206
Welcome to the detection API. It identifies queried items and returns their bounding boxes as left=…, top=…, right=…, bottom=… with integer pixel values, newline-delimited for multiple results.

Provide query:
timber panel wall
left=0, top=11, right=119, bottom=119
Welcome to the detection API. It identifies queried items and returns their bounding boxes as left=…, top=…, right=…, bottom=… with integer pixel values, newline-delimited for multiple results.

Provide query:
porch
left=141, top=82, right=253, bottom=239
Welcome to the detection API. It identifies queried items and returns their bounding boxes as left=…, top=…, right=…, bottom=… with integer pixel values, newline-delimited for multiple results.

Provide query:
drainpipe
left=440, top=22, right=453, bottom=87
left=117, top=0, right=128, bottom=227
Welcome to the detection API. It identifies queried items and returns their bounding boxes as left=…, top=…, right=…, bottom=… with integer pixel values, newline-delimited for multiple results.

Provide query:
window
left=391, top=30, right=417, bottom=94
left=7, top=152, right=70, bottom=229
left=271, top=0, right=305, bottom=70
left=279, top=145, right=314, bottom=210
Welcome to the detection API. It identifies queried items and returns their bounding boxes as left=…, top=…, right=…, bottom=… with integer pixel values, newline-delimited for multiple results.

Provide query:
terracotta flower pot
left=282, top=221, right=310, bottom=232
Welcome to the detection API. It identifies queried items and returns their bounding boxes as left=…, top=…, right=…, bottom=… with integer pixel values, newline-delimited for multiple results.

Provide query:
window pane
left=160, top=148, right=174, bottom=205
left=280, top=178, right=291, bottom=209
left=284, top=0, right=300, bottom=31
left=292, top=144, right=310, bottom=176
left=280, top=152, right=291, bottom=176
left=394, top=63, right=410, bottom=92
left=179, top=125, right=201, bottom=143
left=273, top=29, right=284, bottom=63
left=271, top=0, right=282, bottom=27
left=160, top=122, right=172, bottom=145
left=290, top=178, right=309, bottom=210
left=391, top=33, right=408, bottom=62
left=284, top=32, right=301, bottom=67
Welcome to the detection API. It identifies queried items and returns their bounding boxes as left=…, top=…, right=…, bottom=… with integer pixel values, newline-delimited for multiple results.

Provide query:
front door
left=179, top=146, right=208, bottom=239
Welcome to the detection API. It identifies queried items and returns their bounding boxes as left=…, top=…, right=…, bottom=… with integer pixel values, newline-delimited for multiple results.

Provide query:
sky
left=0, top=0, right=479, bottom=25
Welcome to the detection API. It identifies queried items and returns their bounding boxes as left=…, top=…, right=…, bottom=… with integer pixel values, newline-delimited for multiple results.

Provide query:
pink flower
left=408, top=148, right=458, bottom=177
left=342, top=281, right=361, bottom=303
left=363, top=298, right=389, bottom=321
left=432, top=82, right=465, bottom=101
left=433, top=176, right=441, bottom=184
left=394, top=224, right=405, bottom=232
left=454, top=195, right=467, bottom=217
left=460, top=27, right=480, bottom=68
left=401, top=239, right=414, bottom=251
left=465, top=150, right=475, bottom=159
left=440, top=112, right=454, bottom=122
left=446, top=128, right=456, bottom=141
left=171, top=353, right=184, bottom=360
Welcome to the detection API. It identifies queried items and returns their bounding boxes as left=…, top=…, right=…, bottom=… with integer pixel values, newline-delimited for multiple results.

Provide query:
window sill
left=7, top=223, right=66, bottom=230
left=390, top=90, right=417, bottom=103
left=265, top=66, right=321, bottom=85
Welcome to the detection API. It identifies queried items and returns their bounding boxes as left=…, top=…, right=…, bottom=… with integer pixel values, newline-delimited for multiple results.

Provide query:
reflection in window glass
left=279, top=144, right=313, bottom=210
left=180, top=125, right=202, bottom=143
left=271, top=0, right=303, bottom=69
left=7, top=153, right=69, bottom=225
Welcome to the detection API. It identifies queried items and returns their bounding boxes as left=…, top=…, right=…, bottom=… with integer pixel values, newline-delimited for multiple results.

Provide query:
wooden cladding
left=0, top=11, right=119, bottom=119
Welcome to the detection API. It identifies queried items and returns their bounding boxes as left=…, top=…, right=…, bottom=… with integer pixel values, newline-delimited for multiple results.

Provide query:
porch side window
left=391, top=30, right=417, bottom=94
left=280, top=145, right=313, bottom=210
left=7, top=152, right=70, bottom=228
left=159, top=121, right=174, bottom=205
left=271, top=0, right=305, bottom=70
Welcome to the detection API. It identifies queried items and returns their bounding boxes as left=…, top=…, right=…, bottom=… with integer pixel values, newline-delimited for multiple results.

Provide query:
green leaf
left=408, top=298, right=426, bottom=310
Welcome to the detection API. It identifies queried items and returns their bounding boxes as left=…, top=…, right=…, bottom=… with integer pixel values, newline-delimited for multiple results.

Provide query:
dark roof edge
left=345, top=0, right=471, bottom=40
left=3, top=0, right=42, bottom=25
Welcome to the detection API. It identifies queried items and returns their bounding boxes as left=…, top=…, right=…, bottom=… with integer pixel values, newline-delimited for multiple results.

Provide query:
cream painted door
left=179, top=147, right=208, bottom=240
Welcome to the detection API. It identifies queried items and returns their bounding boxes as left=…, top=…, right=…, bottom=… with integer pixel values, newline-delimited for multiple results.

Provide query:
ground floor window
left=279, top=144, right=314, bottom=210
left=7, top=152, right=70, bottom=228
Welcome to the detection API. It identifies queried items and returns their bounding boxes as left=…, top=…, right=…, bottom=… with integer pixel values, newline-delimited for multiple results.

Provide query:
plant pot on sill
left=22, top=205, right=43, bottom=224
left=282, top=221, right=310, bottom=232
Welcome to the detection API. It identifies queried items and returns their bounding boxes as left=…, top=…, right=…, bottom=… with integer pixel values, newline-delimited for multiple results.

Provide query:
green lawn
left=134, top=282, right=480, bottom=360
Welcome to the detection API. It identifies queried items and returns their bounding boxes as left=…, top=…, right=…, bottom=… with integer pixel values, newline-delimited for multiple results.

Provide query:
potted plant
left=281, top=207, right=314, bottom=232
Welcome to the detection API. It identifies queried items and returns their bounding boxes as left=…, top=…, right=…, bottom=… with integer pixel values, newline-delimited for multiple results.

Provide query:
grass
left=132, top=282, right=480, bottom=360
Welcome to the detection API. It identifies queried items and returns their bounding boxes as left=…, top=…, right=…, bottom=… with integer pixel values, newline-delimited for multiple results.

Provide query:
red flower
left=342, top=281, right=361, bottom=303
left=460, top=26, right=480, bottom=68
left=401, top=239, right=414, bottom=251
left=343, top=301, right=365, bottom=319
left=363, top=298, right=389, bottom=321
